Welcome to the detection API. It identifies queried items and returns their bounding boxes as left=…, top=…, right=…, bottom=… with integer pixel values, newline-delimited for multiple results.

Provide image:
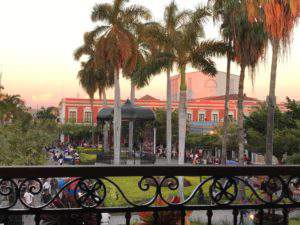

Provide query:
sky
left=0, top=0, right=299, bottom=107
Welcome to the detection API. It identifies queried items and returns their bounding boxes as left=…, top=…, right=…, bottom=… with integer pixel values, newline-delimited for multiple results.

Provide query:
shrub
left=76, top=147, right=103, bottom=154
left=287, top=153, right=300, bottom=165
left=79, top=153, right=96, bottom=165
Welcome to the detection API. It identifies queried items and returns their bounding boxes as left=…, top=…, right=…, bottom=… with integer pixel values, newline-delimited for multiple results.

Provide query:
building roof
left=139, top=95, right=159, bottom=101
left=97, top=99, right=156, bottom=122
left=192, top=94, right=259, bottom=102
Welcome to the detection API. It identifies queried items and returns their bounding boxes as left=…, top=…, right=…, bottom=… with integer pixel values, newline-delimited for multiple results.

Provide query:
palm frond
left=123, top=5, right=152, bottom=24
left=191, top=57, right=217, bottom=77
left=193, top=40, right=228, bottom=58
left=91, top=3, right=112, bottom=22
left=131, top=52, right=175, bottom=88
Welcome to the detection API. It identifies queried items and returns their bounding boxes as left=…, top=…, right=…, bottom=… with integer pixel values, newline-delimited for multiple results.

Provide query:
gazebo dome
left=97, top=99, right=156, bottom=123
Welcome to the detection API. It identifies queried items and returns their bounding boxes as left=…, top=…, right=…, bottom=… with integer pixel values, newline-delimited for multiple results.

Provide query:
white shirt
left=23, top=192, right=34, bottom=205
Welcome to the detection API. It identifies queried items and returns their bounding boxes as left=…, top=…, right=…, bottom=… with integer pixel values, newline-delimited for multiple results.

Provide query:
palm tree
left=155, top=2, right=190, bottom=164
left=91, top=0, right=151, bottom=164
left=74, top=32, right=114, bottom=151
left=77, top=60, right=98, bottom=144
left=173, top=7, right=227, bottom=170
left=129, top=22, right=178, bottom=157
left=247, top=0, right=300, bottom=164
left=210, top=0, right=236, bottom=165
left=230, top=1, right=268, bottom=166
left=149, top=5, right=227, bottom=199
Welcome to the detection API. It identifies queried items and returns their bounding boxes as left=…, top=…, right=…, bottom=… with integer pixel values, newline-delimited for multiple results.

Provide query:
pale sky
left=0, top=0, right=299, bottom=107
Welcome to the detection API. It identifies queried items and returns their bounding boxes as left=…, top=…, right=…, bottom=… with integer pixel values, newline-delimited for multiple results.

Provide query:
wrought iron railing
left=0, top=165, right=300, bottom=225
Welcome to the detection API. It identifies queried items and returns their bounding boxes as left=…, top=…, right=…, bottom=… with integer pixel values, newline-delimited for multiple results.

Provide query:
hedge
left=79, top=153, right=97, bottom=165
left=76, top=147, right=103, bottom=154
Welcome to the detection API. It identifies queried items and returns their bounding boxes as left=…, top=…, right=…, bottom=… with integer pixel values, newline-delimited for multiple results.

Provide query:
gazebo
left=97, top=100, right=157, bottom=156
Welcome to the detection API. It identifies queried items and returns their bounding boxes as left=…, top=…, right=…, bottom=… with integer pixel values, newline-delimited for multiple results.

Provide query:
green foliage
left=60, top=124, right=93, bottom=142
left=186, top=133, right=219, bottom=150
left=36, top=107, right=57, bottom=120
left=245, top=103, right=296, bottom=135
left=245, top=103, right=300, bottom=162
left=76, top=147, right=103, bottom=154
left=287, top=153, right=300, bottom=165
left=155, top=109, right=179, bottom=146
left=79, top=153, right=96, bottom=164
left=0, top=94, right=32, bottom=125
left=0, top=121, right=58, bottom=165
left=286, top=97, right=300, bottom=121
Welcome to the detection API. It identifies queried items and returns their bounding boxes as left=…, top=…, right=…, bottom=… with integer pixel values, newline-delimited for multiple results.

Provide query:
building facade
left=171, top=71, right=239, bottom=101
left=59, top=94, right=259, bottom=134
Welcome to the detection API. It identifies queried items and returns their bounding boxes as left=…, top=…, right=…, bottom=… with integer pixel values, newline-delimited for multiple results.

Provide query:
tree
left=74, top=31, right=114, bottom=151
left=140, top=2, right=190, bottom=164
left=245, top=104, right=299, bottom=163
left=0, top=94, right=32, bottom=125
left=77, top=60, right=98, bottom=144
left=36, top=107, right=57, bottom=120
left=154, top=109, right=179, bottom=147
left=210, top=0, right=236, bottom=164
left=247, top=0, right=300, bottom=164
left=286, top=97, right=300, bottom=121
left=91, top=0, right=151, bottom=164
left=0, top=121, right=58, bottom=166
left=175, top=12, right=227, bottom=175
left=148, top=4, right=227, bottom=200
left=230, top=1, right=268, bottom=165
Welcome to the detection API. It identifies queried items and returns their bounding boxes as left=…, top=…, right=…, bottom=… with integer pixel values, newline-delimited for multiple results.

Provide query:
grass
left=79, top=153, right=96, bottom=164
left=290, top=218, right=300, bottom=225
left=102, top=176, right=210, bottom=207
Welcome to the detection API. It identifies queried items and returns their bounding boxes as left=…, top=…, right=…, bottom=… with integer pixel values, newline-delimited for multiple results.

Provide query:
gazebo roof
left=97, top=99, right=156, bottom=122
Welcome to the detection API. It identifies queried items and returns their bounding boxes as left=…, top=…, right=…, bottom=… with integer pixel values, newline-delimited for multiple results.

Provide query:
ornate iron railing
left=0, top=165, right=300, bottom=225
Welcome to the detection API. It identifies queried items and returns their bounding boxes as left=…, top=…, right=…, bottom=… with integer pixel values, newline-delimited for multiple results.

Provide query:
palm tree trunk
left=90, top=98, right=95, bottom=145
left=238, top=64, right=246, bottom=166
left=129, top=80, right=135, bottom=154
left=221, top=45, right=231, bottom=165
left=178, top=65, right=187, bottom=200
left=266, top=38, right=279, bottom=165
left=237, top=63, right=246, bottom=201
left=114, top=68, right=121, bottom=165
left=166, top=68, right=172, bottom=164
left=102, top=89, right=109, bottom=152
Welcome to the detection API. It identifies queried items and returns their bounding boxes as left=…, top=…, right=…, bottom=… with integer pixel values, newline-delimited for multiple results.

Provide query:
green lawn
left=102, top=176, right=209, bottom=207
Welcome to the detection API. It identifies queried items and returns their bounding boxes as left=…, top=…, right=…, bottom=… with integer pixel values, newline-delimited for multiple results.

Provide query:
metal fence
left=0, top=165, right=300, bottom=225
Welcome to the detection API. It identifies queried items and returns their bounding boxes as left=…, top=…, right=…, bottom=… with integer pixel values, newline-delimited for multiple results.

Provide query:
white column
left=153, top=127, right=157, bottom=155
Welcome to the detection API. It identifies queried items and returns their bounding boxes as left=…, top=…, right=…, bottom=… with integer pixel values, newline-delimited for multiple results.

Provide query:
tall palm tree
left=230, top=1, right=268, bottom=166
left=210, top=0, right=235, bottom=165
left=91, top=0, right=151, bottom=164
left=247, top=0, right=300, bottom=164
left=157, top=2, right=190, bottom=164
left=77, top=60, right=98, bottom=144
left=74, top=32, right=114, bottom=151
left=130, top=6, right=187, bottom=163
left=173, top=7, right=227, bottom=171
left=148, top=5, right=227, bottom=199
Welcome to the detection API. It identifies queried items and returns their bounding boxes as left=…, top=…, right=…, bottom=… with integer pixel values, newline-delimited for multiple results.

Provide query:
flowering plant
left=138, top=196, right=191, bottom=225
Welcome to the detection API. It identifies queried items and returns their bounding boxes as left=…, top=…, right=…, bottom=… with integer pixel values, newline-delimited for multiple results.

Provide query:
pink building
left=171, top=71, right=239, bottom=101
left=59, top=94, right=259, bottom=134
